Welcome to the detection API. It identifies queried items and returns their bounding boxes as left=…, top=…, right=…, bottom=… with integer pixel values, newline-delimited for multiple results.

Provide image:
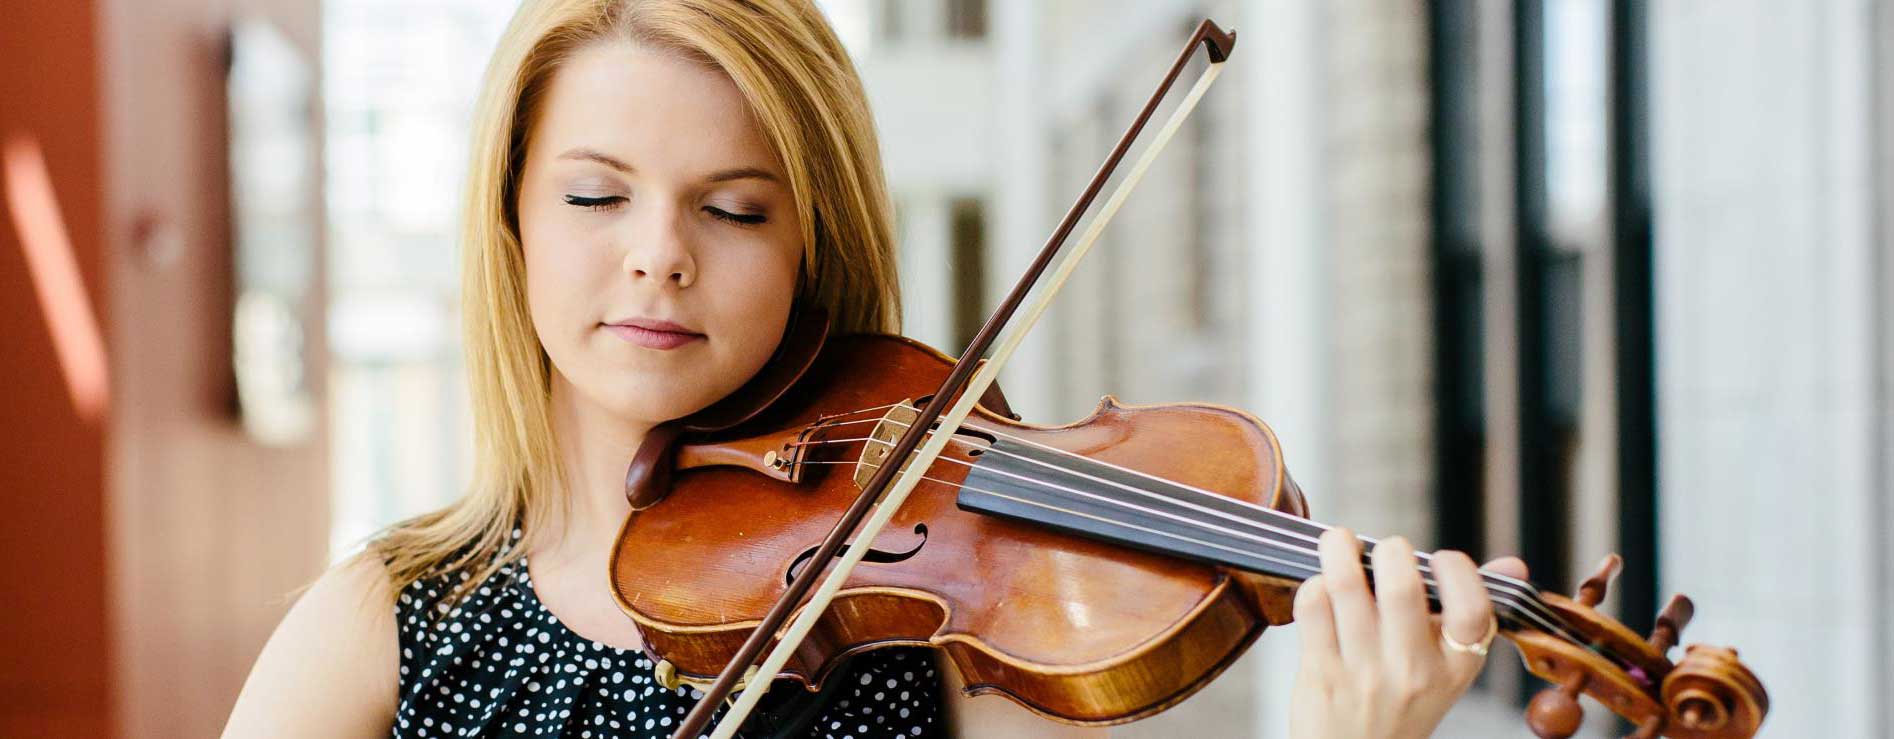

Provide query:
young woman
left=222, top=1, right=1526, bottom=737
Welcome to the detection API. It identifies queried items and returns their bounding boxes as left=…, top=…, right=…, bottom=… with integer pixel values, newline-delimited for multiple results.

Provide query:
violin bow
left=673, top=20, right=1237, bottom=739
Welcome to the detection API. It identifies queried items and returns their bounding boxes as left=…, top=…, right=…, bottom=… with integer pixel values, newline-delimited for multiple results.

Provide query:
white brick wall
left=1318, top=0, right=1437, bottom=546
left=1113, top=0, right=1446, bottom=735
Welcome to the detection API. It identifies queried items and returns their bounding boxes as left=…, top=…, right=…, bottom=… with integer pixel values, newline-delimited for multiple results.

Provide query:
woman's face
left=517, top=42, right=802, bottom=425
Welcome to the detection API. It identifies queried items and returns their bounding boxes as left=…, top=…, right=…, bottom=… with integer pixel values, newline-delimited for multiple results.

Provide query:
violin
left=608, top=19, right=1768, bottom=739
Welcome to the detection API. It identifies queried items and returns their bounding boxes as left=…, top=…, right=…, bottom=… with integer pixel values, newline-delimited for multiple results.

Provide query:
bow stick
left=674, top=20, right=1237, bottom=738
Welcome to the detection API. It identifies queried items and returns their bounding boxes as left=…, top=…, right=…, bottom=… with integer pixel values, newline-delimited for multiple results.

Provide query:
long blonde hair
left=369, top=0, right=900, bottom=607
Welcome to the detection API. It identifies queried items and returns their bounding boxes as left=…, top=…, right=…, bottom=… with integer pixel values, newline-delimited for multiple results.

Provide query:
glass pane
left=1543, top=0, right=1609, bottom=251
left=322, top=0, right=518, bottom=561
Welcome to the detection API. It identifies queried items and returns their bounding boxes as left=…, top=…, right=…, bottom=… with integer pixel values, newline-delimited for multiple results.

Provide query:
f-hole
left=785, top=523, right=929, bottom=585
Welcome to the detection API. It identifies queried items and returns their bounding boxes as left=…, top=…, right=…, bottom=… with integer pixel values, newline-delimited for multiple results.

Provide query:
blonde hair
left=368, top=0, right=900, bottom=608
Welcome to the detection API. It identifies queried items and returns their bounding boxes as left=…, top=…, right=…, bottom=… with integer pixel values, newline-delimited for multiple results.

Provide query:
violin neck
left=954, top=436, right=1537, bottom=621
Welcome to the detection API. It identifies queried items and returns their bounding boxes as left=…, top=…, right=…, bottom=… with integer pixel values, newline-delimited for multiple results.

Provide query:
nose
left=621, top=204, right=696, bottom=288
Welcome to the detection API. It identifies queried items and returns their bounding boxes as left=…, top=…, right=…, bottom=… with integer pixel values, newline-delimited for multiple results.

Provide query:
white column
left=1652, top=0, right=1878, bottom=735
left=1240, top=1, right=1328, bottom=737
left=894, top=193, right=954, bottom=350
left=988, top=0, right=1056, bottom=420
left=1876, top=0, right=1894, bottom=728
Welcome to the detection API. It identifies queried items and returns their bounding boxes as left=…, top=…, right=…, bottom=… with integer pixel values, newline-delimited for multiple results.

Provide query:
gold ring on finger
left=1440, top=614, right=1498, bottom=657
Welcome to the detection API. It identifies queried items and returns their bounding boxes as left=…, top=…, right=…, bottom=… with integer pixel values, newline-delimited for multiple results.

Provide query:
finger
left=1432, top=550, right=1495, bottom=678
left=1293, top=575, right=1339, bottom=681
left=1481, top=555, right=1529, bottom=580
left=1371, top=536, right=1433, bottom=662
left=1317, top=527, right=1378, bottom=666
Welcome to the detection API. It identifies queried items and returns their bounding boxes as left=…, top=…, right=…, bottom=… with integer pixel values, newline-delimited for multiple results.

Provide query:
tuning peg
left=1648, top=594, right=1695, bottom=654
left=1526, top=672, right=1587, bottom=739
left=1576, top=553, right=1623, bottom=607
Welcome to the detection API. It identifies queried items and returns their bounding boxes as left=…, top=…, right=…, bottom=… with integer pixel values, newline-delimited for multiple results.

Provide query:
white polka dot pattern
left=391, top=528, right=943, bottom=738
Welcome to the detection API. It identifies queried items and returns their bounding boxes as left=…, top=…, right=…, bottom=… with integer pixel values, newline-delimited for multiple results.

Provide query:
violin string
left=808, top=459, right=1428, bottom=593
left=804, top=461, right=1352, bottom=584
left=788, top=435, right=983, bottom=450
left=838, top=457, right=1593, bottom=655
left=867, top=415, right=1535, bottom=583
left=863, top=428, right=1593, bottom=654
left=821, top=413, right=1560, bottom=613
left=808, top=402, right=911, bottom=425
left=797, top=427, right=1479, bottom=588
left=792, top=419, right=1586, bottom=651
left=839, top=453, right=1592, bottom=654
left=786, top=410, right=1600, bottom=658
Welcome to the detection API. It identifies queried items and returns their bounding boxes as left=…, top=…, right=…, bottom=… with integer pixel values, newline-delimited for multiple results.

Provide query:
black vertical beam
left=1427, top=0, right=1488, bottom=561
left=1609, top=0, right=1658, bottom=636
left=1513, top=0, right=1569, bottom=618
left=949, top=197, right=988, bottom=352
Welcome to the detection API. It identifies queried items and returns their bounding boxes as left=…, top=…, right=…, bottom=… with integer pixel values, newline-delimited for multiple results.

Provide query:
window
left=322, top=0, right=517, bottom=559
left=948, top=196, right=987, bottom=351
left=1426, top=0, right=1658, bottom=703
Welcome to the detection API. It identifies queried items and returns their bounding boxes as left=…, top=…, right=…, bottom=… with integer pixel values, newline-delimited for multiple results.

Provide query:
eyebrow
left=557, top=147, right=780, bottom=184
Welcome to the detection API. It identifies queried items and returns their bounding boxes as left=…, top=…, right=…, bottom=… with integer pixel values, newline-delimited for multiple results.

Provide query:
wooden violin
left=608, top=19, right=1769, bottom=739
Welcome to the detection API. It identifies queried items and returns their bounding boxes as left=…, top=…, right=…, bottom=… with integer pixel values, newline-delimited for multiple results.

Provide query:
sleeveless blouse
left=389, top=528, right=945, bottom=738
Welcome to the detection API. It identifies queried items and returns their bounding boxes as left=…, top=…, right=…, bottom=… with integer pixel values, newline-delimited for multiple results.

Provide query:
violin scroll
left=1660, top=645, right=1767, bottom=737
left=1512, top=554, right=1767, bottom=739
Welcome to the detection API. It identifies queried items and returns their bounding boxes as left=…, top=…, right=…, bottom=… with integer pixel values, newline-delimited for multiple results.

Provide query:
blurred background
left=2, top=0, right=1887, bottom=736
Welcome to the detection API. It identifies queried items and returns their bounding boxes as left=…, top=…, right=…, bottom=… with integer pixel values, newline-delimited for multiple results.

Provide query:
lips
left=602, top=318, right=705, bottom=350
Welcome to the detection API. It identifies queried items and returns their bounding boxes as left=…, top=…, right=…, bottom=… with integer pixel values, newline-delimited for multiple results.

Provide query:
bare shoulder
left=222, top=550, right=401, bottom=739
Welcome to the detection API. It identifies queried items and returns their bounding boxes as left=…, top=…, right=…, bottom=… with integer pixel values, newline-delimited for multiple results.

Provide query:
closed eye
left=563, top=194, right=624, bottom=211
left=705, top=206, right=767, bottom=226
left=561, top=195, right=764, bottom=227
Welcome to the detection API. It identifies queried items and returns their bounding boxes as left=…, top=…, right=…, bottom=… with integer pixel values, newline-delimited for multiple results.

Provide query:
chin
left=593, top=375, right=733, bottom=425
left=557, top=345, right=769, bottom=426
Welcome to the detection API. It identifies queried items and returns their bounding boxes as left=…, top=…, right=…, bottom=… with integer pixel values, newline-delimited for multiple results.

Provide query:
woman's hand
left=1289, top=528, right=1529, bottom=739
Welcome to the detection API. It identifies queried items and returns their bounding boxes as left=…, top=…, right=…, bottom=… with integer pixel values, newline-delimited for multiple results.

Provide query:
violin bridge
left=854, top=400, right=924, bottom=489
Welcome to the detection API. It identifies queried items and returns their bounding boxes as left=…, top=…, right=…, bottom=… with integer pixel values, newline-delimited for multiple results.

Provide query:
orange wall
left=4, top=0, right=328, bottom=736
left=0, top=0, right=114, bottom=736
left=98, top=0, right=329, bottom=737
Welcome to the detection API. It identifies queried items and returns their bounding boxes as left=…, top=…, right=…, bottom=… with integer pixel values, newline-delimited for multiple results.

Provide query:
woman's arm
left=221, top=550, right=400, bottom=739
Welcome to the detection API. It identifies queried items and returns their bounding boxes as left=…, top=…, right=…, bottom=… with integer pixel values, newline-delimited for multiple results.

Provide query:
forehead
left=530, top=41, right=780, bottom=176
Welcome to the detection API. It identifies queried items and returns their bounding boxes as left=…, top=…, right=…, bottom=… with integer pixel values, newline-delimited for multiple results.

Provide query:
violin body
left=611, top=333, right=1310, bottom=724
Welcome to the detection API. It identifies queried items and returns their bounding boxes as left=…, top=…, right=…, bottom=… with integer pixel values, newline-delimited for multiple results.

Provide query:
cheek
left=703, top=237, right=801, bottom=362
left=730, top=248, right=798, bottom=313
left=519, top=208, right=607, bottom=353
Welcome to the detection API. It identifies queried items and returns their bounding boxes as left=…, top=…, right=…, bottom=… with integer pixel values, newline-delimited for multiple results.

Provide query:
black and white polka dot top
left=390, top=528, right=946, bottom=738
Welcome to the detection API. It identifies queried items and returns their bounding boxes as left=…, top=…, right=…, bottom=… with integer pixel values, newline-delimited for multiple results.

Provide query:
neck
left=546, top=376, right=654, bottom=559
